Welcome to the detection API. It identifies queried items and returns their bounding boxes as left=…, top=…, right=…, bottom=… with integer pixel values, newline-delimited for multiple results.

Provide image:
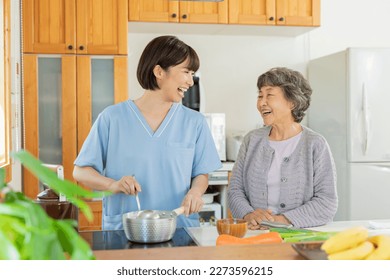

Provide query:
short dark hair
left=257, top=67, right=312, bottom=123
left=137, top=35, right=200, bottom=90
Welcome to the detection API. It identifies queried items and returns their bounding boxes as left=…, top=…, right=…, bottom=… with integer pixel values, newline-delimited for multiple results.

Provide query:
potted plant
left=0, top=150, right=108, bottom=260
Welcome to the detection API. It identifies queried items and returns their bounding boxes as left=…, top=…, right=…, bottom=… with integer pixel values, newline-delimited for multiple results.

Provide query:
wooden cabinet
left=23, top=0, right=128, bottom=54
left=229, top=0, right=320, bottom=26
left=129, top=0, right=228, bottom=24
left=78, top=200, right=102, bottom=231
left=128, top=0, right=320, bottom=27
left=22, top=54, right=128, bottom=200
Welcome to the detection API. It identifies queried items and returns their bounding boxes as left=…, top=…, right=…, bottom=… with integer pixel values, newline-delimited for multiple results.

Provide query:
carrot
left=216, top=232, right=283, bottom=246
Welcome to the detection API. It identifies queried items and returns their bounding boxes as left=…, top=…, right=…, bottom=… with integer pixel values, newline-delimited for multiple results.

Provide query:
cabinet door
left=229, top=0, right=320, bottom=26
left=23, top=0, right=127, bottom=54
left=77, top=0, right=128, bottom=54
left=23, top=54, right=77, bottom=199
left=22, top=55, right=128, bottom=199
left=78, top=200, right=102, bottom=231
left=129, top=0, right=179, bottom=23
left=276, top=0, right=320, bottom=26
left=23, top=0, right=76, bottom=54
left=229, top=0, right=275, bottom=25
left=77, top=56, right=128, bottom=153
left=180, top=1, right=228, bottom=24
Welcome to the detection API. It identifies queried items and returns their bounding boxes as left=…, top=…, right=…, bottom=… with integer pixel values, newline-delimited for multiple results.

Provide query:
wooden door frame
left=23, top=54, right=77, bottom=199
left=1, top=0, right=11, bottom=181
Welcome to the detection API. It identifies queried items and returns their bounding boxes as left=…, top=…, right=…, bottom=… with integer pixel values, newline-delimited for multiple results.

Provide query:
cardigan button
left=283, top=157, right=289, bottom=162
left=281, top=177, right=287, bottom=183
left=280, top=203, right=286, bottom=208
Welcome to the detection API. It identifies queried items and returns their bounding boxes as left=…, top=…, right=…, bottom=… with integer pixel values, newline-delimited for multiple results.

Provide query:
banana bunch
left=320, top=226, right=390, bottom=260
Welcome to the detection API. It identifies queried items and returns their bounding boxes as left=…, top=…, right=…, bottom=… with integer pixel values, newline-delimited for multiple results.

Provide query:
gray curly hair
left=257, top=67, right=312, bottom=123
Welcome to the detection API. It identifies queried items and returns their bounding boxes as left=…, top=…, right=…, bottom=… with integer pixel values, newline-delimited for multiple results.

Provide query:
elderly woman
left=228, top=67, right=338, bottom=229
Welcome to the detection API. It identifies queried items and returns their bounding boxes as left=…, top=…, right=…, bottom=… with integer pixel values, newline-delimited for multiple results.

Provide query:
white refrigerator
left=308, top=48, right=390, bottom=221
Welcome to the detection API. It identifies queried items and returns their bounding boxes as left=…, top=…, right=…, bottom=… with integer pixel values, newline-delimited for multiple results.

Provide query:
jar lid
left=37, top=188, right=59, bottom=201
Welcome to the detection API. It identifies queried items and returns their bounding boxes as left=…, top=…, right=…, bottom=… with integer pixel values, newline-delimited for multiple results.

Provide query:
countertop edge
left=92, top=243, right=303, bottom=260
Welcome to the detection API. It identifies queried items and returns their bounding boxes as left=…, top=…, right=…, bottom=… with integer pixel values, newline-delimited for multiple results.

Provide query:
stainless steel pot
left=122, top=207, right=184, bottom=243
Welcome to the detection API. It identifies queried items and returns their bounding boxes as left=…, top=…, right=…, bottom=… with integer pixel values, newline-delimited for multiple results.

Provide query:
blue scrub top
left=74, top=100, right=222, bottom=230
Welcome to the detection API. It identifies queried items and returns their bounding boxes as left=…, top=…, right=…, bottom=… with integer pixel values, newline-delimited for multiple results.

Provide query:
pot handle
left=173, top=206, right=185, bottom=216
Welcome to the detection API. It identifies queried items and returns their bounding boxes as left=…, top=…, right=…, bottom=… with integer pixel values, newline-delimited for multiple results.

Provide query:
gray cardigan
left=228, top=125, right=338, bottom=228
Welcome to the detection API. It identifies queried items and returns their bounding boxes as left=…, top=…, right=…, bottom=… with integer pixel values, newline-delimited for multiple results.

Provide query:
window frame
left=0, top=0, right=11, bottom=182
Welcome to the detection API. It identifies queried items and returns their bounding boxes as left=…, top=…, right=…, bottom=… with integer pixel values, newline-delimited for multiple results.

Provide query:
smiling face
left=257, top=86, right=295, bottom=126
left=156, top=59, right=195, bottom=103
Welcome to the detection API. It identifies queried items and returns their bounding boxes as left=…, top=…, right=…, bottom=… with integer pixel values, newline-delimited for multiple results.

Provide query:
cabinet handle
left=171, top=13, right=177, bottom=18
left=278, top=17, right=285, bottom=22
left=79, top=45, right=85, bottom=51
left=182, top=14, right=187, bottom=19
left=67, top=45, right=73, bottom=50
left=269, top=16, right=274, bottom=21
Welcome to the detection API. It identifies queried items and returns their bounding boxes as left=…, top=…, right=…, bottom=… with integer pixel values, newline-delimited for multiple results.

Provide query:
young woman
left=73, top=36, right=221, bottom=230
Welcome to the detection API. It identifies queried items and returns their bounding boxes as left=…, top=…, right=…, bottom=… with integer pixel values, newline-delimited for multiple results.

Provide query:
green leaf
left=0, top=214, right=27, bottom=253
left=0, top=230, right=20, bottom=260
left=0, top=168, right=6, bottom=190
left=11, top=150, right=111, bottom=221
left=1, top=150, right=100, bottom=259
left=54, top=220, right=95, bottom=260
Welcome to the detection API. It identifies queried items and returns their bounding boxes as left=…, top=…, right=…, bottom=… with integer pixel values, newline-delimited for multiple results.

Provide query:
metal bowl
left=122, top=211, right=177, bottom=243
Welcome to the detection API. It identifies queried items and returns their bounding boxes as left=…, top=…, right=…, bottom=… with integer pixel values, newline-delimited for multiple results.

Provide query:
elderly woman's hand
left=244, top=209, right=275, bottom=230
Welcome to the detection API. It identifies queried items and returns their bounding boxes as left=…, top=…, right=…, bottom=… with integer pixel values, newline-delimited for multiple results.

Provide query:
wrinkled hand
left=244, top=209, right=274, bottom=230
left=181, top=191, right=204, bottom=216
left=108, top=176, right=141, bottom=195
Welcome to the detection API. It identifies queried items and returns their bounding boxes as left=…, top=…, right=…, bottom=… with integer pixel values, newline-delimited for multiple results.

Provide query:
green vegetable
left=270, top=228, right=337, bottom=243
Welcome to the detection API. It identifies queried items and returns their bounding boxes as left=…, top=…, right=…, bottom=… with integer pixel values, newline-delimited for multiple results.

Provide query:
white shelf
left=207, top=161, right=235, bottom=219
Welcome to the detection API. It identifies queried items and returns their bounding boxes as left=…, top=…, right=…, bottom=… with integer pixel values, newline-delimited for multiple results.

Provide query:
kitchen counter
left=305, top=219, right=390, bottom=235
left=185, top=226, right=269, bottom=246
left=186, top=219, right=390, bottom=247
left=87, top=219, right=390, bottom=260
left=93, top=242, right=303, bottom=260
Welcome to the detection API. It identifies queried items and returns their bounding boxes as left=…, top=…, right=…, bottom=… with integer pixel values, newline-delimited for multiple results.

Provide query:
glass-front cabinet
left=23, top=54, right=128, bottom=199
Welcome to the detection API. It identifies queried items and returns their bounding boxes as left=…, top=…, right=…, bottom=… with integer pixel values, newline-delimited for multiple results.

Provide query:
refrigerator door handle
left=362, top=83, right=370, bottom=155
left=373, top=164, right=390, bottom=171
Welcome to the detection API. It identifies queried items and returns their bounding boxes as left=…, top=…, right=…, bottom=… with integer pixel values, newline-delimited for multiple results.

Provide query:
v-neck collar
left=127, top=100, right=179, bottom=138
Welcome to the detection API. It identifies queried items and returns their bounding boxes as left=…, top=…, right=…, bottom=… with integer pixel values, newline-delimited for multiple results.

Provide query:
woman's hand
left=181, top=191, right=204, bottom=216
left=244, top=210, right=292, bottom=229
left=108, top=176, right=141, bottom=195
left=181, top=174, right=208, bottom=216
left=244, top=209, right=275, bottom=230
left=273, top=214, right=291, bottom=225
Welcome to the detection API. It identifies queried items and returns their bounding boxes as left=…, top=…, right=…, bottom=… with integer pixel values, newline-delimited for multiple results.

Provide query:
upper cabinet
left=129, top=0, right=228, bottom=24
left=229, top=0, right=320, bottom=26
left=128, top=0, right=320, bottom=27
left=23, top=0, right=128, bottom=54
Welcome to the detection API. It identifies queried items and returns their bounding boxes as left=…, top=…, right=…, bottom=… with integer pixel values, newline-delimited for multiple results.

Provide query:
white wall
left=7, top=0, right=22, bottom=191
left=309, top=0, right=390, bottom=60
left=128, top=26, right=309, bottom=135
left=127, top=0, right=390, bottom=136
